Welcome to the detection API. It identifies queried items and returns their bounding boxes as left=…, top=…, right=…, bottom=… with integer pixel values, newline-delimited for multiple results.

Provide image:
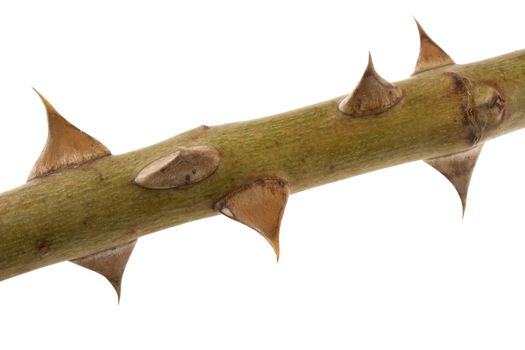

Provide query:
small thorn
left=426, top=145, right=483, bottom=217
left=413, top=18, right=454, bottom=75
left=134, top=146, right=221, bottom=189
left=72, top=240, right=137, bottom=302
left=338, top=52, right=403, bottom=116
left=28, top=89, right=111, bottom=180
left=215, top=178, right=289, bottom=261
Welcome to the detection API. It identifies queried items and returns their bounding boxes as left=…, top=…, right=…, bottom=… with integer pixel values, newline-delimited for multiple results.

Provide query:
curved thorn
left=413, top=18, right=455, bottom=75
left=72, top=240, right=137, bottom=303
left=28, top=89, right=111, bottom=180
left=425, top=145, right=483, bottom=217
left=215, top=178, right=289, bottom=261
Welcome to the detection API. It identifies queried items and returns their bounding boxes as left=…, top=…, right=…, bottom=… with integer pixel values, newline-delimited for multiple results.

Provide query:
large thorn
left=28, top=89, right=111, bottom=180
left=134, top=145, right=221, bottom=189
left=72, top=240, right=137, bottom=302
left=338, top=53, right=403, bottom=117
left=413, top=18, right=455, bottom=75
left=425, top=145, right=483, bottom=217
left=215, top=178, right=289, bottom=261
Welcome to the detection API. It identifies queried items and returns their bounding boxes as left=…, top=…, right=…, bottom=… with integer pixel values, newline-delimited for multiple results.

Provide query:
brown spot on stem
left=36, top=239, right=50, bottom=254
left=127, top=228, right=138, bottom=236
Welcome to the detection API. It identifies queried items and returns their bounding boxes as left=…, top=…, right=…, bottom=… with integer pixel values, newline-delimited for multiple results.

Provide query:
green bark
left=1, top=50, right=525, bottom=281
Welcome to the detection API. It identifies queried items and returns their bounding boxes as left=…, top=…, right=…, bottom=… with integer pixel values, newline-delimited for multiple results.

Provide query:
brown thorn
left=72, top=240, right=137, bottom=303
left=215, top=178, right=289, bottom=261
left=28, top=89, right=111, bottom=180
left=338, top=52, right=403, bottom=117
left=412, top=18, right=455, bottom=75
left=425, top=145, right=483, bottom=217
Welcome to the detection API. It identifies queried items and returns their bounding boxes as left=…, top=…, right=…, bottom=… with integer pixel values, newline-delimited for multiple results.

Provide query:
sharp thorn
left=338, top=52, right=403, bottom=116
left=413, top=18, right=455, bottom=75
left=215, top=178, right=289, bottom=261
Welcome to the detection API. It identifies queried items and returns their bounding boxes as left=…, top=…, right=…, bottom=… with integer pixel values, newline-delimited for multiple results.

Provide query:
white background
left=1, top=1, right=525, bottom=349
